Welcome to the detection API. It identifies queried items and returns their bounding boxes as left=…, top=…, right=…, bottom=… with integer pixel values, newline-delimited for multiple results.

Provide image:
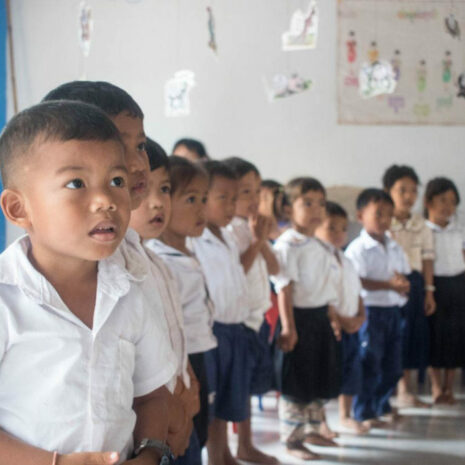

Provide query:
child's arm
left=260, top=239, right=280, bottom=276
left=340, top=297, right=366, bottom=334
left=361, top=273, right=410, bottom=295
left=240, top=215, right=269, bottom=273
left=328, top=305, right=342, bottom=341
left=277, top=283, right=298, bottom=352
left=0, top=429, right=120, bottom=465
left=422, top=259, right=436, bottom=316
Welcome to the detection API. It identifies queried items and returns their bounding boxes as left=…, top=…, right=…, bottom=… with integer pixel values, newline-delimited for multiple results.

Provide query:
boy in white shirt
left=315, top=202, right=369, bottom=434
left=43, top=81, right=196, bottom=457
left=224, top=157, right=279, bottom=465
left=0, top=101, right=177, bottom=465
left=345, top=188, right=411, bottom=426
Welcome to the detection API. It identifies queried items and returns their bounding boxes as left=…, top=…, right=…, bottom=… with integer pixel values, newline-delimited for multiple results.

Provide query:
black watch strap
left=133, top=438, right=173, bottom=464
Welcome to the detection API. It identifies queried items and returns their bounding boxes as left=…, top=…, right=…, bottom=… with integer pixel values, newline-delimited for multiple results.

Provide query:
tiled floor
left=220, top=390, right=465, bottom=465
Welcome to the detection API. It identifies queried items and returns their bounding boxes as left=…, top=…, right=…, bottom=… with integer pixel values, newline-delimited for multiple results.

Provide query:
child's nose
left=91, top=189, right=117, bottom=212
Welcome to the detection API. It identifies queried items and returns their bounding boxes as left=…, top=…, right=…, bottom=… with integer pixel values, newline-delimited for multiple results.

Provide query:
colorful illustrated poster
left=338, top=0, right=465, bottom=125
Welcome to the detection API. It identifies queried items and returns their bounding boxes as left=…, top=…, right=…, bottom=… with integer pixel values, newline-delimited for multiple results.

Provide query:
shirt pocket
left=118, top=338, right=136, bottom=408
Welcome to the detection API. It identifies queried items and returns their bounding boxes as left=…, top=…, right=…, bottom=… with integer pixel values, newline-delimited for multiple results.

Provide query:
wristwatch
left=133, top=438, right=173, bottom=464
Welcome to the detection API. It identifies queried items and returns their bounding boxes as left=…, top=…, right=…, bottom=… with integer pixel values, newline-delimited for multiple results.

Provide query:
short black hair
left=424, top=177, right=460, bottom=217
left=325, top=201, right=348, bottom=219
left=168, top=155, right=207, bottom=195
left=0, top=100, right=122, bottom=187
left=146, top=138, right=169, bottom=172
left=223, top=156, right=260, bottom=179
left=202, top=160, right=237, bottom=186
left=285, top=177, right=326, bottom=204
left=261, top=179, right=282, bottom=191
left=357, top=188, right=394, bottom=211
left=42, top=81, right=144, bottom=119
left=382, top=164, right=420, bottom=191
left=172, top=138, right=208, bottom=160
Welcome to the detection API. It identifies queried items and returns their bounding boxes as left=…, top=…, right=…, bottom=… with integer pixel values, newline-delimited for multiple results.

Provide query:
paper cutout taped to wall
left=359, top=60, right=396, bottom=98
left=78, top=1, right=93, bottom=57
left=445, top=13, right=461, bottom=39
left=265, top=73, right=312, bottom=101
left=164, top=70, right=196, bottom=117
left=282, top=0, right=319, bottom=51
left=207, top=7, right=217, bottom=54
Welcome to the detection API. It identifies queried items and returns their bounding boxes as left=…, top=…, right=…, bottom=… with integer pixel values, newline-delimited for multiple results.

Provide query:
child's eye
left=202, top=196, right=208, bottom=204
left=161, top=185, right=171, bottom=194
left=110, top=176, right=125, bottom=187
left=187, top=196, right=196, bottom=204
left=137, top=142, right=147, bottom=152
left=66, top=179, right=85, bottom=189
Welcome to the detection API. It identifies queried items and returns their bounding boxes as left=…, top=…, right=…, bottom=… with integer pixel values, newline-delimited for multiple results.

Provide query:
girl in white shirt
left=146, top=156, right=217, bottom=465
left=424, top=177, right=465, bottom=405
left=271, top=177, right=342, bottom=461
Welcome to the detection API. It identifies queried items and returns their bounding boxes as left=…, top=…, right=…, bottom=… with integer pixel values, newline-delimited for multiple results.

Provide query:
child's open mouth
left=150, top=213, right=164, bottom=225
left=89, top=222, right=118, bottom=242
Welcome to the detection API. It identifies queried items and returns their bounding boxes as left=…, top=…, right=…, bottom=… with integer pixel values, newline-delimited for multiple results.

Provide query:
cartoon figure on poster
left=206, top=7, right=217, bottom=54
left=417, top=59, right=427, bottom=93
left=265, top=73, right=312, bottom=101
left=442, top=51, right=452, bottom=84
left=164, top=70, right=196, bottom=117
left=346, top=30, right=357, bottom=63
left=445, top=13, right=461, bottom=39
left=78, top=1, right=93, bottom=57
left=282, top=0, right=319, bottom=51
left=457, top=73, right=465, bottom=98
left=391, top=49, right=401, bottom=81
left=367, top=41, right=379, bottom=64
left=359, top=60, right=396, bottom=98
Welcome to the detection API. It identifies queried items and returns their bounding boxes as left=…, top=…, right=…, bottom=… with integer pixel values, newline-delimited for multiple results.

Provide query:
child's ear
left=0, top=189, right=32, bottom=230
left=356, top=209, right=363, bottom=224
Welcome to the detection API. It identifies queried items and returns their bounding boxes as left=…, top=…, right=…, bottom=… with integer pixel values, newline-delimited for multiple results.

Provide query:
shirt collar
left=145, top=238, right=185, bottom=257
left=391, top=214, right=424, bottom=232
left=360, top=228, right=394, bottom=250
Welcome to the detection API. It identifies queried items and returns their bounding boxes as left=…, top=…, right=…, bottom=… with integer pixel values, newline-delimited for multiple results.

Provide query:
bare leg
left=318, top=406, right=338, bottom=439
left=237, top=405, right=278, bottom=465
left=207, top=418, right=228, bottom=465
left=443, top=369, right=456, bottom=404
left=338, top=395, right=370, bottom=434
left=429, top=367, right=445, bottom=403
left=397, top=370, right=430, bottom=407
left=286, top=441, right=320, bottom=461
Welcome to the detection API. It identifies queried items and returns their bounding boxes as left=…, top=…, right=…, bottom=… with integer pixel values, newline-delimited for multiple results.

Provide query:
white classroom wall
left=6, top=0, right=465, bottom=244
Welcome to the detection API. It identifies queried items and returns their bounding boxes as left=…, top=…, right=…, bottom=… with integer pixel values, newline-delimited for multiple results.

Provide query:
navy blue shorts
left=340, top=330, right=362, bottom=396
left=204, top=322, right=254, bottom=422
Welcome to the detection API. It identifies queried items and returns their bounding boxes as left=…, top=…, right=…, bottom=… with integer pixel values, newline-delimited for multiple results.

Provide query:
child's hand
left=424, top=291, right=436, bottom=316
left=249, top=214, right=268, bottom=244
left=168, top=418, right=193, bottom=458
left=278, top=327, right=298, bottom=352
left=58, top=451, right=119, bottom=465
left=389, top=273, right=410, bottom=296
left=330, top=317, right=342, bottom=341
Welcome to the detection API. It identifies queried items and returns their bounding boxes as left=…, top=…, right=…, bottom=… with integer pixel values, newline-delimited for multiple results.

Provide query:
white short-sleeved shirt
left=345, top=229, right=411, bottom=307
left=330, top=246, right=362, bottom=318
left=227, top=217, right=272, bottom=331
left=426, top=219, right=465, bottom=277
left=145, top=239, right=217, bottom=354
left=271, top=228, right=339, bottom=309
left=389, top=214, right=435, bottom=272
left=0, top=236, right=177, bottom=463
left=121, top=230, right=190, bottom=389
left=189, top=227, right=249, bottom=324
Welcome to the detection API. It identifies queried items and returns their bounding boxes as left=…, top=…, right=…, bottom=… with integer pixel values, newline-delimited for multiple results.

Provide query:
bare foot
left=237, top=445, right=279, bottom=465
left=304, top=432, right=338, bottom=447
left=319, top=421, right=339, bottom=439
left=380, top=411, right=404, bottom=424
left=224, top=445, right=240, bottom=465
left=286, top=442, right=321, bottom=461
left=339, top=417, right=370, bottom=434
left=397, top=393, right=431, bottom=408
left=362, top=418, right=388, bottom=429
left=444, top=391, right=456, bottom=405
left=433, top=392, right=449, bottom=405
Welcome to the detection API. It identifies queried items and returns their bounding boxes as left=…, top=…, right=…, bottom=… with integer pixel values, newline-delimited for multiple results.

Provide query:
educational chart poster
left=338, top=0, right=465, bottom=125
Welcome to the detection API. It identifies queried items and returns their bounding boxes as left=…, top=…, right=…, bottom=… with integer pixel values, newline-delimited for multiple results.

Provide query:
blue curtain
left=0, top=0, right=6, bottom=251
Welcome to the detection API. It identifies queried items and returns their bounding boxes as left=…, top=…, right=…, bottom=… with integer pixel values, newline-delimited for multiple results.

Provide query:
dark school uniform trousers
left=353, top=305, right=402, bottom=422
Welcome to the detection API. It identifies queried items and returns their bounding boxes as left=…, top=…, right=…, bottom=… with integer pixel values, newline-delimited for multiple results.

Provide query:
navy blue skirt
left=276, top=306, right=342, bottom=404
left=340, top=330, right=362, bottom=396
left=400, top=271, right=429, bottom=370
left=429, top=273, right=465, bottom=368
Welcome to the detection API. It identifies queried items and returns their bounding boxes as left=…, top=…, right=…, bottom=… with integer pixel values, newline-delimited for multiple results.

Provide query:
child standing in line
left=271, top=177, right=342, bottom=461
left=382, top=165, right=436, bottom=408
left=424, top=177, right=465, bottom=405
left=315, top=202, right=369, bottom=434
left=189, top=161, right=254, bottom=465
left=345, top=189, right=411, bottom=426
left=224, top=157, right=279, bottom=465
left=145, top=154, right=217, bottom=465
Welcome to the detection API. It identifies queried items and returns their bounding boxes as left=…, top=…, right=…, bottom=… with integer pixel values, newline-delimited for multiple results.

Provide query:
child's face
left=358, top=200, right=393, bottom=240
left=426, top=189, right=457, bottom=225
left=235, top=171, right=261, bottom=218
left=173, top=144, right=202, bottom=162
left=206, top=176, right=238, bottom=228
left=389, top=177, right=418, bottom=216
left=13, top=139, right=130, bottom=262
left=315, top=215, right=349, bottom=249
left=168, top=175, right=209, bottom=238
left=291, top=190, right=326, bottom=235
left=129, top=166, right=171, bottom=239
left=111, top=112, right=150, bottom=211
